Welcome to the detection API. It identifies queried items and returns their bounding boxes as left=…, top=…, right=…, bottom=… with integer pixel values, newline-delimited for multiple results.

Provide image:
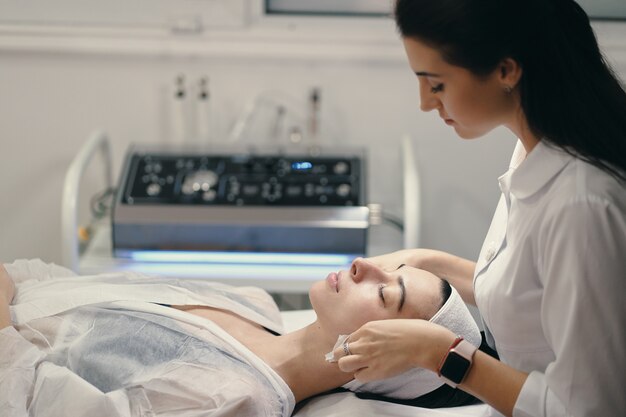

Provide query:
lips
left=439, top=113, right=454, bottom=125
left=326, top=272, right=339, bottom=293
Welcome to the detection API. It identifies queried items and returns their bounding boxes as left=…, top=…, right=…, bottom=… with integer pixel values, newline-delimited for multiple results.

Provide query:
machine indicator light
left=292, top=161, right=313, bottom=170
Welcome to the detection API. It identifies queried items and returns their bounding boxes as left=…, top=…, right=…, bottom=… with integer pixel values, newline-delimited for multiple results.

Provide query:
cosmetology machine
left=111, top=144, right=369, bottom=262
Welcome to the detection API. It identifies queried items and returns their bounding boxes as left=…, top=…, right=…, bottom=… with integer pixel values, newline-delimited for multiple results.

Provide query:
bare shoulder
left=1, top=264, right=16, bottom=304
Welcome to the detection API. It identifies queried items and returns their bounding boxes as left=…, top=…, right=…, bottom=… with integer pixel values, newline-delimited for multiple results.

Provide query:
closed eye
left=395, top=264, right=407, bottom=311
left=378, top=264, right=406, bottom=309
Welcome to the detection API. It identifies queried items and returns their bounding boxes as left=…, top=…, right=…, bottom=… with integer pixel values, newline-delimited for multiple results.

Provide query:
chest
left=474, top=196, right=555, bottom=371
left=171, top=305, right=272, bottom=346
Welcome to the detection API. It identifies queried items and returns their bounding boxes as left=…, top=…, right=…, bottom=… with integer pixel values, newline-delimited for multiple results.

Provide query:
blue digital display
left=292, top=161, right=313, bottom=170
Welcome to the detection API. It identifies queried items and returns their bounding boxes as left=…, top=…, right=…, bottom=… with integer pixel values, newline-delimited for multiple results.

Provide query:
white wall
left=0, top=16, right=624, bottom=269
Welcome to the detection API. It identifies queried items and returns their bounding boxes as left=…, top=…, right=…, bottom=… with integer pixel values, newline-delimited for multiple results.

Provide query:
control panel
left=120, top=153, right=364, bottom=207
left=112, top=145, right=368, bottom=257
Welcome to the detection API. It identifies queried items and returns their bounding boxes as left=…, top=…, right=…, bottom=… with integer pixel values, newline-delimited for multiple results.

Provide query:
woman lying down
left=0, top=258, right=481, bottom=417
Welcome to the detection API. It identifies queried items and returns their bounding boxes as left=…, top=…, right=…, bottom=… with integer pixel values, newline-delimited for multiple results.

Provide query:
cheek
left=447, top=83, right=504, bottom=125
left=308, top=281, right=327, bottom=314
left=450, top=98, right=504, bottom=139
left=311, top=288, right=388, bottom=335
left=341, top=302, right=383, bottom=331
left=331, top=309, right=382, bottom=335
left=450, top=91, right=487, bottom=120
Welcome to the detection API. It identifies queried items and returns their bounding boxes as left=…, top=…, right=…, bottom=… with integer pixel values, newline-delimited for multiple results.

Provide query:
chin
left=454, top=124, right=494, bottom=139
left=308, top=280, right=325, bottom=312
left=455, top=128, right=486, bottom=139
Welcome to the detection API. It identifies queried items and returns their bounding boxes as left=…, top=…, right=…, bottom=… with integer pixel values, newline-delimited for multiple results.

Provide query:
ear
left=498, top=58, right=523, bottom=88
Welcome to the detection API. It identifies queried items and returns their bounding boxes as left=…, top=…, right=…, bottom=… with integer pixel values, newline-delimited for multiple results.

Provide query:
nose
left=350, top=257, right=387, bottom=283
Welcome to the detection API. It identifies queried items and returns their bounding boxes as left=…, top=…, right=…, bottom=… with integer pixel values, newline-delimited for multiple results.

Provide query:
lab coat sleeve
left=513, top=197, right=626, bottom=417
left=3, top=259, right=77, bottom=284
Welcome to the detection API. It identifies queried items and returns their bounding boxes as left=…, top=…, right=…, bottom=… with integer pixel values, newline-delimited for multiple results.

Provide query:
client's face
left=309, top=258, right=443, bottom=335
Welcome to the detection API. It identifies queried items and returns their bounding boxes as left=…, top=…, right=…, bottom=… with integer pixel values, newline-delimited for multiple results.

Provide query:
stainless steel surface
left=112, top=143, right=369, bottom=257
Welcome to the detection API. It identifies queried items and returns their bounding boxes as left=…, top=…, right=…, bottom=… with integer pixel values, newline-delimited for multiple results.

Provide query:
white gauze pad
left=324, top=334, right=350, bottom=363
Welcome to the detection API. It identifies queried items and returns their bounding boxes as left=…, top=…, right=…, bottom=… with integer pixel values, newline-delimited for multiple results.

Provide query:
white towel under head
left=342, top=286, right=481, bottom=399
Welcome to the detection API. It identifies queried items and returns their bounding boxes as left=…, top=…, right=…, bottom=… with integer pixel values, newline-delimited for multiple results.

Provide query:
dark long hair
left=395, top=0, right=626, bottom=181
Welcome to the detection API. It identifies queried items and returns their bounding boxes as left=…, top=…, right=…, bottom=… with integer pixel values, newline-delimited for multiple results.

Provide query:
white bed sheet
left=295, top=393, right=492, bottom=417
left=279, top=310, right=497, bottom=417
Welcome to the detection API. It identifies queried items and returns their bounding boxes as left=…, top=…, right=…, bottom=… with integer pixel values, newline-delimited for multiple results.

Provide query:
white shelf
left=0, top=21, right=405, bottom=63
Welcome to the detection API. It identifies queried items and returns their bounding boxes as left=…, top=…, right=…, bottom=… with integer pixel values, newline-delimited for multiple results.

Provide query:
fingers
left=331, top=335, right=366, bottom=375
left=352, top=366, right=378, bottom=383
left=331, top=335, right=376, bottom=381
left=331, top=323, right=373, bottom=360
left=336, top=354, right=380, bottom=383
left=337, top=354, right=368, bottom=374
left=332, top=338, right=351, bottom=361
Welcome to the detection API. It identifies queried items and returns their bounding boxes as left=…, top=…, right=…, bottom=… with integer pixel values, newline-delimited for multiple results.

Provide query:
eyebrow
left=397, top=276, right=406, bottom=312
left=415, top=71, right=442, bottom=78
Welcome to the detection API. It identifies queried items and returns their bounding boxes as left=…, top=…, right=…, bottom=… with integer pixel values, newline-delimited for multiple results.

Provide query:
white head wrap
left=342, top=286, right=481, bottom=399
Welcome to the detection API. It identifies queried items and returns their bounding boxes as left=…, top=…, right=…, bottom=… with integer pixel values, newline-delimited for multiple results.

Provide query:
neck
left=251, top=321, right=354, bottom=402
left=507, top=105, right=540, bottom=153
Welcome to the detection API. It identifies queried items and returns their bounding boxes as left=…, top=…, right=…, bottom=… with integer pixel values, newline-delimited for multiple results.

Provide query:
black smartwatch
left=437, top=336, right=478, bottom=388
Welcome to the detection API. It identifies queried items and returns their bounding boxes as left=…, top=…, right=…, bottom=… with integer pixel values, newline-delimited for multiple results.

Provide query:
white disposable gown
left=0, top=259, right=295, bottom=417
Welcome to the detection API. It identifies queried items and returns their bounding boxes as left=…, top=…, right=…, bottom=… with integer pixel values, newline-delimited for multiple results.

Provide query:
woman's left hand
left=334, top=319, right=456, bottom=382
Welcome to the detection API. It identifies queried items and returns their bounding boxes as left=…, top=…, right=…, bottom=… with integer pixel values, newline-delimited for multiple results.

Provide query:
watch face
left=440, top=352, right=471, bottom=384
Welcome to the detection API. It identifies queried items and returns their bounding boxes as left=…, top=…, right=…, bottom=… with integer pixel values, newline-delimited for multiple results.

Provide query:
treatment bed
left=2, top=261, right=496, bottom=417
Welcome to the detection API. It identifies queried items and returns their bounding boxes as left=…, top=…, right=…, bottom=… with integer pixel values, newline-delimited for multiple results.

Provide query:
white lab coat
left=0, top=259, right=294, bottom=417
left=474, top=141, right=626, bottom=417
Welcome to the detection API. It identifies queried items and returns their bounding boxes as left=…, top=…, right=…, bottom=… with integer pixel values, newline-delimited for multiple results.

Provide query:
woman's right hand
left=334, top=318, right=456, bottom=382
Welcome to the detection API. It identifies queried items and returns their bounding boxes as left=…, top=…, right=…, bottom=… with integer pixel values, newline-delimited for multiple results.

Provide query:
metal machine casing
left=112, top=144, right=368, bottom=258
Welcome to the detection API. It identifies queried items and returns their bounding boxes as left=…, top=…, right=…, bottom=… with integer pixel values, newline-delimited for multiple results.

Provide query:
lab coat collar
left=508, top=140, right=572, bottom=200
